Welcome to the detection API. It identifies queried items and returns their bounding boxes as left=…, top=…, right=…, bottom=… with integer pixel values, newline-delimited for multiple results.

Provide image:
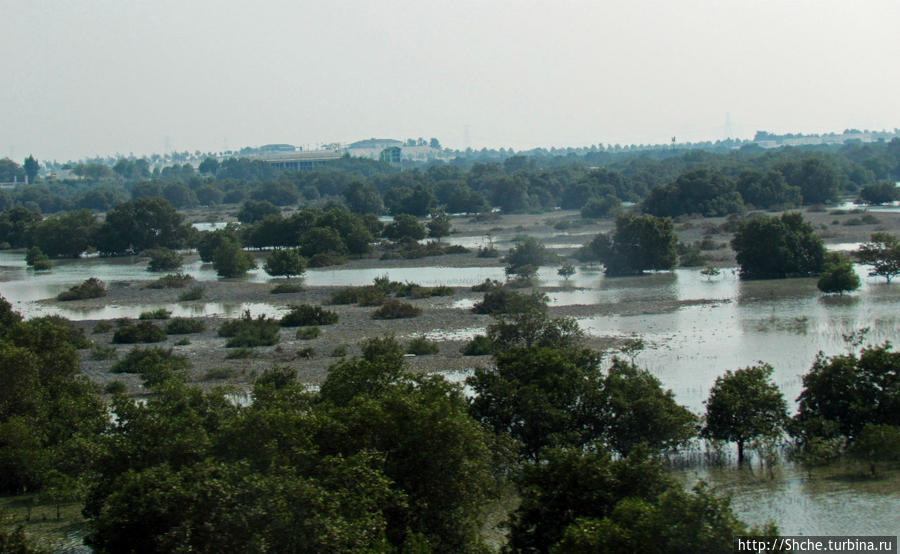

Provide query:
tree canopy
left=731, top=212, right=825, bottom=279
left=579, top=213, right=678, bottom=276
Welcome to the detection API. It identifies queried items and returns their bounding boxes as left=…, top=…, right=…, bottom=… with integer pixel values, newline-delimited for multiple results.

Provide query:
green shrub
left=331, top=345, right=348, bottom=357
left=173, top=338, right=190, bottom=346
left=329, top=287, right=361, bottom=304
left=270, top=282, right=304, bottom=294
left=93, top=321, right=114, bottom=334
left=57, top=277, right=107, bottom=301
left=219, top=312, right=280, bottom=347
left=477, top=246, right=500, bottom=258
left=145, top=273, right=195, bottom=289
left=146, top=248, right=184, bottom=272
left=280, top=304, right=339, bottom=327
left=372, top=299, right=421, bottom=319
left=471, top=279, right=502, bottom=292
left=139, top=308, right=172, bottom=320
left=113, top=321, right=167, bottom=344
left=32, top=257, right=52, bottom=271
left=406, top=336, right=439, bottom=355
left=165, top=318, right=206, bottom=334
left=203, top=368, right=237, bottom=380
left=296, top=347, right=315, bottom=359
left=861, top=214, right=880, bottom=225
left=307, top=251, right=347, bottom=267
left=225, top=348, right=256, bottom=359
left=461, top=335, right=493, bottom=356
left=356, top=286, right=387, bottom=306
left=110, top=347, right=190, bottom=386
left=295, top=326, right=321, bottom=340
left=90, top=344, right=119, bottom=361
left=178, top=286, right=204, bottom=301
left=104, top=380, right=126, bottom=394
left=28, top=315, right=91, bottom=349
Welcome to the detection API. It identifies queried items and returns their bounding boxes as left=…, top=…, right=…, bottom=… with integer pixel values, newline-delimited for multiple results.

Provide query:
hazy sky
left=2, top=0, right=899, bottom=161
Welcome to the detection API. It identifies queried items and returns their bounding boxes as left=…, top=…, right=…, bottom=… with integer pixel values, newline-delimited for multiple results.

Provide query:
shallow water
left=674, top=463, right=900, bottom=536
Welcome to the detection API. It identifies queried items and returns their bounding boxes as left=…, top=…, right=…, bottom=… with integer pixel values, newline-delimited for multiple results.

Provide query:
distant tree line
left=2, top=137, right=899, bottom=219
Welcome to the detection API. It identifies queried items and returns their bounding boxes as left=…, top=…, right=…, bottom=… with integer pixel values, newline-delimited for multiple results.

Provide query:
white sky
left=2, top=0, right=899, bottom=162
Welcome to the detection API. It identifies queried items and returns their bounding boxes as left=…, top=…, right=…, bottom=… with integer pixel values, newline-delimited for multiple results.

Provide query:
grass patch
left=372, top=299, right=421, bottom=319
left=57, top=277, right=106, bottom=301
left=110, top=347, right=190, bottom=386
left=145, top=273, right=195, bottom=289
left=270, top=282, right=304, bottom=294
left=203, top=367, right=237, bottom=380
left=295, top=326, right=321, bottom=340
left=280, top=304, right=339, bottom=327
left=92, top=321, right=113, bottom=334
left=225, top=348, right=257, bottom=359
left=178, top=286, right=204, bottom=301
left=219, top=312, right=280, bottom=348
left=138, top=308, right=172, bottom=320
left=331, top=345, right=348, bottom=357
left=165, top=318, right=206, bottom=334
left=461, top=335, right=493, bottom=356
left=112, top=321, right=167, bottom=344
left=90, top=344, right=119, bottom=361
left=104, top=380, right=126, bottom=394
left=406, top=336, right=439, bottom=355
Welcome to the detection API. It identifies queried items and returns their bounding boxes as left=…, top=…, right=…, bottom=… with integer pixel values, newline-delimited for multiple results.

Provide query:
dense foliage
left=579, top=213, right=678, bottom=276
left=731, top=212, right=825, bottom=279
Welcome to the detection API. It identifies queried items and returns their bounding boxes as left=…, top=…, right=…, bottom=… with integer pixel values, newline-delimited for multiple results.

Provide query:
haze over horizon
left=2, top=0, right=899, bottom=162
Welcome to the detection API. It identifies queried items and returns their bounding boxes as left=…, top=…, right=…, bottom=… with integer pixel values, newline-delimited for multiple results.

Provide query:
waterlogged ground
left=1, top=208, right=898, bottom=538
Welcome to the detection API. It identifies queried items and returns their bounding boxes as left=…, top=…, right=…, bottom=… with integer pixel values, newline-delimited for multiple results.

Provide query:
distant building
left=346, top=138, right=446, bottom=162
left=259, top=150, right=343, bottom=171
left=753, top=129, right=900, bottom=149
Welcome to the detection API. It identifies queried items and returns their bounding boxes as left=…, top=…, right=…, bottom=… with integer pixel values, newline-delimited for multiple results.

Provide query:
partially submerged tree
left=817, top=252, right=860, bottom=295
left=858, top=232, right=900, bottom=283
left=579, top=214, right=678, bottom=276
left=731, top=212, right=825, bottom=279
left=703, top=364, right=788, bottom=464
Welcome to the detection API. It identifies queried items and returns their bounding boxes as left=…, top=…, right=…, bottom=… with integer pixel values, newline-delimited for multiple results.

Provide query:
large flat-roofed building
left=259, top=150, right=344, bottom=170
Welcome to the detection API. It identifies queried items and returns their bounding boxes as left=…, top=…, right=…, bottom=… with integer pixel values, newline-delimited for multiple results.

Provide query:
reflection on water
left=675, top=463, right=900, bottom=536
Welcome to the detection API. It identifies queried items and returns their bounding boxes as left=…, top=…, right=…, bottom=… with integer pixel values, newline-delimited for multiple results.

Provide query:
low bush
left=57, top=277, right=107, bottom=301
left=307, top=252, right=347, bottom=267
left=225, top=348, right=256, bottom=359
left=471, top=279, right=502, bottom=292
left=473, top=288, right=546, bottom=315
left=270, top=282, right=303, bottom=294
left=110, top=347, right=190, bottom=387
left=173, top=338, right=190, bottom=346
left=219, top=311, right=280, bottom=347
left=165, top=317, right=206, bottom=334
left=93, top=321, right=114, bottom=334
left=477, top=246, right=500, bottom=258
left=331, top=345, right=348, bottom=357
left=28, top=315, right=91, bottom=349
left=372, top=299, right=421, bottom=319
left=295, top=326, right=321, bottom=340
left=280, top=304, right=339, bottom=327
left=406, top=336, right=439, bottom=355
left=90, top=344, right=119, bottom=361
left=356, top=286, right=388, bottom=306
left=145, top=273, right=195, bottom=289
left=113, top=321, right=167, bottom=344
left=139, top=308, right=172, bottom=320
left=146, top=248, right=184, bottom=272
left=203, top=368, right=237, bottom=380
left=296, top=347, right=315, bottom=359
left=178, top=286, right=204, bottom=301
left=329, top=287, right=361, bottom=305
left=461, top=335, right=493, bottom=356
left=104, top=381, right=126, bottom=394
